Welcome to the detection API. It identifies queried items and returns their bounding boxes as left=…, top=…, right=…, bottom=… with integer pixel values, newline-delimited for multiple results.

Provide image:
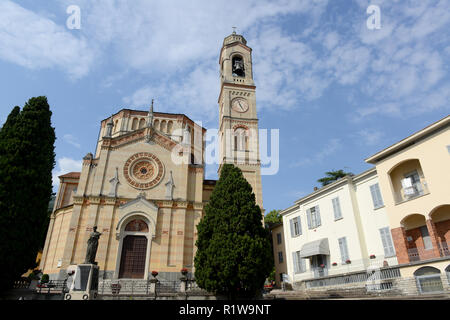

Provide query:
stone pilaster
left=391, top=227, right=409, bottom=264
left=426, top=219, right=442, bottom=259
left=60, top=197, right=84, bottom=268
left=159, top=201, right=173, bottom=267
left=40, top=214, right=56, bottom=271
left=174, top=202, right=188, bottom=268
left=96, top=198, right=116, bottom=271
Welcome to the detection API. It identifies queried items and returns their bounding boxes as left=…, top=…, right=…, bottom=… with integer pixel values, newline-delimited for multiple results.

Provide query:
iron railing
left=394, top=180, right=429, bottom=204
left=99, top=279, right=186, bottom=296
left=36, top=280, right=68, bottom=294
left=438, top=241, right=449, bottom=257
left=305, top=267, right=401, bottom=289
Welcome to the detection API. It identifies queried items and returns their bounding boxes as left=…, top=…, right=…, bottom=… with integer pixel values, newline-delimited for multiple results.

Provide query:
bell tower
left=218, top=31, right=263, bottom=211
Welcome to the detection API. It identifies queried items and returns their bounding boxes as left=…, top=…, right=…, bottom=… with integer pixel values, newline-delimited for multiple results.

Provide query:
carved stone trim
left=88, top=196, right=102, bottom=205
left=73, top=196, right=84, bottom=205
left=193, top=202, right=204, bottom=210
left=123, top=152, right=165, bottom=190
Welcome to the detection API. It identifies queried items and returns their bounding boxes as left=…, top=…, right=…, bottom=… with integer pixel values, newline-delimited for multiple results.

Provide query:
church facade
left=39, top=32, right=263, bottom=281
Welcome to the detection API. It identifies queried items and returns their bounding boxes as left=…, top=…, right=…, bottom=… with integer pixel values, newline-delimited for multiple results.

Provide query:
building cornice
left=365, top=115, right=450, bottom=164
left=218, top=83, right=256, bottom=103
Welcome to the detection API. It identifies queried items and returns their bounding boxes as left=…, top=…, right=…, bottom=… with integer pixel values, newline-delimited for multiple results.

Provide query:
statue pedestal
left=64, top=264, right=99, bottom=300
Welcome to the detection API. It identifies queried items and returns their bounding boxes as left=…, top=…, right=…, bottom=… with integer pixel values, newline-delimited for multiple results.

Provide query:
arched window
left=414, top=266, right=443, bottom=294
left=114, top=120, right=119, bottom=133
left=131, top=118, right=138, bottom=131
left=160, top=120, right=167, bottom=133
left=138, top=118, right=146, bottom=129
left=153, top=119, right=159, bottom=131
left=232, top=55, right=245, bottom=77
left=234, top=127, right=248, bottom=151
left=125, top=219, right=149, bottom=232
left=167, top=121, right=173, bottom=134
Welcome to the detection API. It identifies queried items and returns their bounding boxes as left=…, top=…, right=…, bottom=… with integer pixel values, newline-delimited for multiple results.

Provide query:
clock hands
left=238, top=101, right=244, bottom=111
left=233, top=99, right=247, bottom=112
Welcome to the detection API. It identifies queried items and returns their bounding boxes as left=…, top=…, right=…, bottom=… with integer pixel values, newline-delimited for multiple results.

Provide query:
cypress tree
left=194, top=164, right=273, bottom=299
left=0, top=97, right=55, bottom=290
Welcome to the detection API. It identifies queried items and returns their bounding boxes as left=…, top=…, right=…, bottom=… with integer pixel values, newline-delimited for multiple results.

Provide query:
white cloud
left=349, top=0, right=450, bottom=121
left=0, top=1, right=96, bottom=79
left=52, top=157, right=82, bottom=189
left=2, top=0, right=448, bottom=123
left=63, top=134, right=81, bottom=148
left=355, top=129, right=384, bottom=146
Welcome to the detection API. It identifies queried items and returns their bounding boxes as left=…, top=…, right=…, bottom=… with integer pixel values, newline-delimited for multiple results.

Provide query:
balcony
left=407, top=247, right=437, bottom=262
left=388, top=159, right=430, bottom=205
left=394, top=180, right=430, bottom=204
left=438, top=241, right=450, bottom=257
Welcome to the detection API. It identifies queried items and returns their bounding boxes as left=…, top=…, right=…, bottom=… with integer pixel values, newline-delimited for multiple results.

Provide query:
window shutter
left=370, top=184, right=383, bottom=208
left=306, top=209, right=312, bottom=229
left=420, top=226, right=433, bottom=250
left=290, top=218, right=295, bottom=237
left=370, top=184, right=377, bottom=207
left=296, top=216, right=302, bottom=235
left=333, top=197, right=342, bottom=220
left=376, top=184, right=384, bottom=206
left=380, top=227, right=395, bottom=257
left=292, top=252, right=299, bottom=274
left=315, top=206, right=321, bottom=227
left=339, top=237, right=349, bottom=263
left=300, top=257, right=306, bottom=273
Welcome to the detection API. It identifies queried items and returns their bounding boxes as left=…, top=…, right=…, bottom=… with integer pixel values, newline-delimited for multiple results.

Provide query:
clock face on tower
left=231, top=98, right=249, bottom=113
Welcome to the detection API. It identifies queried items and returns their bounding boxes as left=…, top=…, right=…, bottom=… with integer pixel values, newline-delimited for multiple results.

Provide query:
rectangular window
left=278, top=251, right=283, bottom=263
left=292, top=251, right=306, bottom=274
left=338, top=237, right=350, bottom=263
left=290, top=216, right=302, bottom=237
left=420, top=226, right=433, bottom=250
left=332, top=197, right=343, bottom=220
left=379, top=227, right=396, bottom=257
left=370, top=183, right=384, bottom=209
left=277, top=233, right=282, bottom=245
left=307, top=206, right=321, bottom=229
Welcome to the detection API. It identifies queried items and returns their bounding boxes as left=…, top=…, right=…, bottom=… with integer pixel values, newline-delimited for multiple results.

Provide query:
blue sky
left=0, top=0, right=449, bottom=214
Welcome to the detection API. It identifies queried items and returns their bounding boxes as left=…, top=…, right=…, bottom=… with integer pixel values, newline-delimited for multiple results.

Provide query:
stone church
left=40, top=32, right=263, bottom=281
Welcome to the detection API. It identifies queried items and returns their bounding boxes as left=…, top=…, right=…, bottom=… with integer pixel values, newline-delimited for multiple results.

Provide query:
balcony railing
left=407, top=247, right=437, bottom=262
left=301, top=257, right=397, bottom=281
left=438, top=241, right=449, bottom=257
left=394, top=180, right=429, bottom=204
left=312, top=267, right=329, bottom=278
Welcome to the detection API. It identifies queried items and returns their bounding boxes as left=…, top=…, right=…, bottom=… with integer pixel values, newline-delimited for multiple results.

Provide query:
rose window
left=123, top=152, right=164, bottom=190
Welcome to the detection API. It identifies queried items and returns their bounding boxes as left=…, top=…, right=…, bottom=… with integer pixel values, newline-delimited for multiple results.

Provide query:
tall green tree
left=194, top=164, right=273, bottom=299
left=264, top=209, right=282, bottom=228
left=0, top=97, right=55, bottom=290
left=317, top=169, right=353, bottom=187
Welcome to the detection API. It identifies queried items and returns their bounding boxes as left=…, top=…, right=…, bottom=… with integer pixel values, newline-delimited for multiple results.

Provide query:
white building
left=281, top=168, right=399, bottom=289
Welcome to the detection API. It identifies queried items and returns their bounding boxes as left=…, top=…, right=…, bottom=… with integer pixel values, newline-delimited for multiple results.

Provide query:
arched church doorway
left=118, top=219, right=149, bottom=279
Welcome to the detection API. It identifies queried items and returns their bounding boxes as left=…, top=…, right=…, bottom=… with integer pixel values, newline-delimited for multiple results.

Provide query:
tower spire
left=147, top=99, right=154, bottom=128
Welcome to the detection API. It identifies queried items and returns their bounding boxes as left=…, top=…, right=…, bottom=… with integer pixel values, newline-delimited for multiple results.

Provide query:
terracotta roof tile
left=59, top=172, right=81, bottom=179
